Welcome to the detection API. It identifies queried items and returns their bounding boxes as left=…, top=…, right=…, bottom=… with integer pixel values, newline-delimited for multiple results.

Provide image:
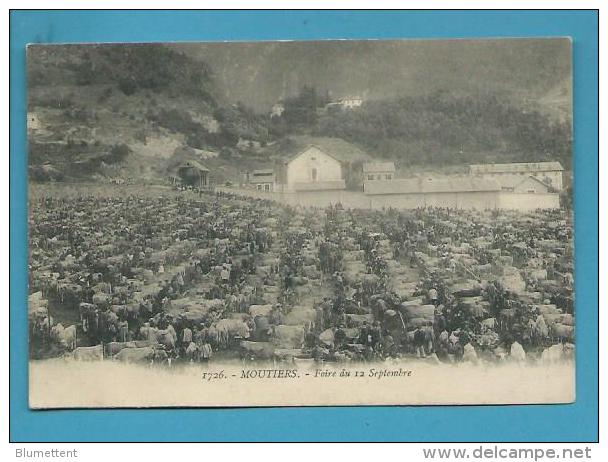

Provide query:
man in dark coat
left=414, top=326, right=427, bottom=358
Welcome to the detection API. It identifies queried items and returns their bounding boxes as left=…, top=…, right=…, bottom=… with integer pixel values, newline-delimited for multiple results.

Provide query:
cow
left=302, top=265, right=319, bottom=279
left=291, top=276, right=309, bottom=287
left=540, top=343, right=565, bottom=364
left=185, top=342, right=199, bottom=362
left=125, top=303, right=140, bottom=320
left=256, top=265, right=272, bottom=277
left=283, top=308, right=316, bottom=332
left=462, top=343, right=478, bottom=363
left=480, top=317, right=496, bottom=331
left=155, top=329, right=176, bottom=352
left=532, top=315, right=549, bottom=343
left=239, top=340, right=275, bottom=360
left=92, top=292, right=112, bottom=309
left=206, top=325, right=220, bottom=348
left=110, top=304, right=128, bottom=318
left=55, top=324, right=77, bottom=350
left=319, top=328, right=335, bottom=348
left=114, top=346, right=155, bottom=363
left=509, top=341, right=526, bottom=363
left=550, top=323, right=574, bottom=343
left=105, top=341, right=132, bottom=357
left=249, top=304, right=273, bottom=318
left=371, top=298, right=389, bottom=320
left=493, top=346, right=509, bottom=362
left=214, top=319, right=250, bottom=348
left=152, top=348, right=170, bottom=365
left=345, top=313, right=374, bottom=328
left=72, top=344, right=103, bottom=361
left=105, top=341, right=151, bottom=357
left=272, top=325, right=305, bottom=349
left=50, top=323, right=65, bottom=340
left=362, top=274, right=380, bottom=294
left=166, top=324, right=178, bottom=343
left=139, top=323, right=156, bottom=342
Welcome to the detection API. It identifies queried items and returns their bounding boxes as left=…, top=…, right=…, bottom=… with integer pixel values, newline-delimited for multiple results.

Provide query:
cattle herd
left=28, top=185, right=575, bottom=367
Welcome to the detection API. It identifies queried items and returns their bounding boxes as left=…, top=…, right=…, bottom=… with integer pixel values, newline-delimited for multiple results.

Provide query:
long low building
left=468, top=161, right=564, bottom=191
left=218, top=180, right=560, bottom=211
left=364, top=176, right=560, bottom=211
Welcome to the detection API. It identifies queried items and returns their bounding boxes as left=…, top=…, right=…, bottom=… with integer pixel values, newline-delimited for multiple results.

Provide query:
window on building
left=257, top=184, right=262, bottom=190
left=264, top=184, right=270, bottom=191
left=385, top=174, right=392, bottom=180
left=311, top=168, right=318, bottom=182
left=527, top=189, right=535, bottom=193
left=367, top=174, right=375, bottom=181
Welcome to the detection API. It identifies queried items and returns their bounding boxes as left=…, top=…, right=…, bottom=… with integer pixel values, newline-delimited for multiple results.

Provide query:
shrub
left=118, top=78, right=137, bottom=96
left=104, top=143, right=131, bottom=163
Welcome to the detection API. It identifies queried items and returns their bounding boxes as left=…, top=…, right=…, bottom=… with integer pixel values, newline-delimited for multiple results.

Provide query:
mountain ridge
left=26, top=41, right=573, bottom=183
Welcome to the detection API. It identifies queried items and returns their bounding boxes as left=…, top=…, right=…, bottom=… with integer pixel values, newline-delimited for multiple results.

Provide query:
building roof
left=251, top=169, right=275, bottom=176
left=280, top=136, right=372, bottom=165
left=513, top=175, right=551, bottom=191
left=363, top=162, right=396, bottom=173
left=490, top=174, right=553, bottom=190
left=469, top=161, right=564, bottom=174
left=365, top=176, right=501, bottom=195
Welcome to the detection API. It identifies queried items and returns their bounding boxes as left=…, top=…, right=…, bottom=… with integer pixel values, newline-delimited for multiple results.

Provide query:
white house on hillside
left=270, top=103, right=285, bottom=118
left=338, top=96, right=363, bottom=109
left=28, top=111, right=41, bottom=132
left=325, top=96, right=364, bottom=111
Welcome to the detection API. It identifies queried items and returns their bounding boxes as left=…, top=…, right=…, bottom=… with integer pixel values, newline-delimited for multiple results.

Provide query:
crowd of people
left=28, top=186, right=575, bottom=365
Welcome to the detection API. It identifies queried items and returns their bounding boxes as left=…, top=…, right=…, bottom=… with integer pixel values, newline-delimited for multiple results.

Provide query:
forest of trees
left=72, top=45, right=217, bottom=103
left=269, top=87, right=572, bottom=168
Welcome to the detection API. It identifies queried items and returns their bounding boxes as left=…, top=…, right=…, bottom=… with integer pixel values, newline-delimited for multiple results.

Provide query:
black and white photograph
left=26, top=38, right=575, bottom=408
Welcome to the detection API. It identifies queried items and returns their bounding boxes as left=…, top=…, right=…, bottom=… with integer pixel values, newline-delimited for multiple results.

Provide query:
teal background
left=10, top=10, right=598, bottom=442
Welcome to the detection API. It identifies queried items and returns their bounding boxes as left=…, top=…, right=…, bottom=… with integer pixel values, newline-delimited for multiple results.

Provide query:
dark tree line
left=65, top=44, right=216, bottom=104
left=269, top=87, right=572, bottom=168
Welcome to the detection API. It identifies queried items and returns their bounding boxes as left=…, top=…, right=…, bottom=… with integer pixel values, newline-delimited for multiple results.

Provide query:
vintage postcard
left=27, top=38, right=575, bottom=408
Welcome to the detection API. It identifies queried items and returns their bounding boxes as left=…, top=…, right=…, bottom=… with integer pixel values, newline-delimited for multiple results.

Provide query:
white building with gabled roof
left=275, top=137, right=372, bottom=192
left=283, top=145, right=346, bottom=191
